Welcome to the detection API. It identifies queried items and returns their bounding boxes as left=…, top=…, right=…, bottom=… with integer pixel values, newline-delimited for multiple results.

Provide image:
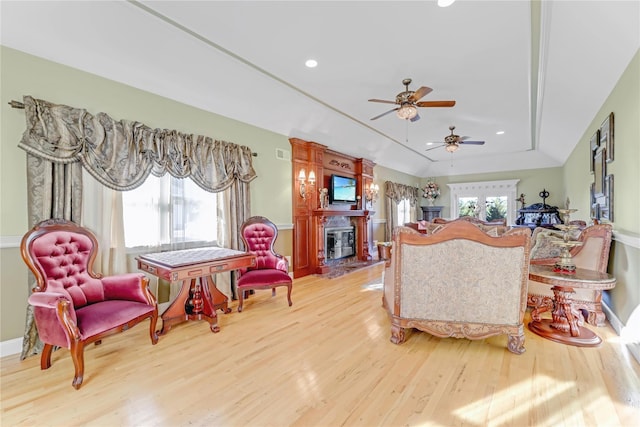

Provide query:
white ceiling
left=2, top=1, right=638, bottom=177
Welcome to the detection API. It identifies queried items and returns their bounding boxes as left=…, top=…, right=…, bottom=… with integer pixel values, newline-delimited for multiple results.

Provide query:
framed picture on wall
left=590, top=129, right=600, bottom=174
left=600, top=112, right=614, bottom=163
left=593, top=148, right=605, bottom=197
left=603, top=174, right=614, bottom=221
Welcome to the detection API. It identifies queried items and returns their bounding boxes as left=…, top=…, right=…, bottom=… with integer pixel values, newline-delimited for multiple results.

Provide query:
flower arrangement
left=422, top=179, right=440, bottom=200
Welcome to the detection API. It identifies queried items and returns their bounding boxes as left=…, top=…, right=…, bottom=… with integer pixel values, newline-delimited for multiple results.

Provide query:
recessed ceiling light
left=438, top=0, right=456, bottom=7
left=496, top=131, right=505, bottom=135
left=305, top=59, right=318, bottom=68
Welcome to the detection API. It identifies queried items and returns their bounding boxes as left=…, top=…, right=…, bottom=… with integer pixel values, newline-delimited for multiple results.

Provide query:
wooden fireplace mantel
left=290, top=138, right=376, bottom=278
left=312, top=209, right=374, bottom=217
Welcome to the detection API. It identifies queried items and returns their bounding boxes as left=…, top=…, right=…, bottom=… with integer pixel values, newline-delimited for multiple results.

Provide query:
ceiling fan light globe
left=438, top=0, right=456, bottom=7
left=396, top=104, right=418, bottom=120
left=445, top=144, right=459, bottom=153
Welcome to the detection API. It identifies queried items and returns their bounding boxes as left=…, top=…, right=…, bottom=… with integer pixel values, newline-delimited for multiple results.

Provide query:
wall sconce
left=298, top=169, right=315, bottom=199
left=365, top=183, right=379, bottom=205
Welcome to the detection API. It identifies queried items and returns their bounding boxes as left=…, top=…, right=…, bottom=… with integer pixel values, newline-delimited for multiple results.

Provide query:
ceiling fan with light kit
left=368, top=78, right=456, bottom=122
left=426, top=126, right=485, bottom=153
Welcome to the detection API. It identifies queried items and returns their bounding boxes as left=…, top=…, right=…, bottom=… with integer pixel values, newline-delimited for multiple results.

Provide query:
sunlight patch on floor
left=452, top=374, right=574, bottom=426
left=361, top=280, right=383, bottom=291
left=295, top=362, right=322, bottom=401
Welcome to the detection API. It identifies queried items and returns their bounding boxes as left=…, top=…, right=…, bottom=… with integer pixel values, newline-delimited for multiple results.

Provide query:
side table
left=528, top=265, right=616, bottom=347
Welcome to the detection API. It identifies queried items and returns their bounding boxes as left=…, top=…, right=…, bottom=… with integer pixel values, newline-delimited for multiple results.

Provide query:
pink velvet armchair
left=237, top=216, right=292, bottom=312
left=21, top=219, right=158, bottom=389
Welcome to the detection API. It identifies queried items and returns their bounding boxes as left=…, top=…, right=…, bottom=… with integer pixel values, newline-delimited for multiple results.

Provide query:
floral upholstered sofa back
left=382, top=221, right=531, bottom=354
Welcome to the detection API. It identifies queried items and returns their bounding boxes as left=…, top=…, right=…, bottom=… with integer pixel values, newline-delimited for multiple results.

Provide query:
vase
left=427, top=198, right=435, bottom=206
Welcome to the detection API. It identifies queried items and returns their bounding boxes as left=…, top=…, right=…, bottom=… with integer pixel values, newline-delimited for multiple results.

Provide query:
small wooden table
left=528, top=265, right=616, bottom=347
left=137, top=247, right=255, bottom=335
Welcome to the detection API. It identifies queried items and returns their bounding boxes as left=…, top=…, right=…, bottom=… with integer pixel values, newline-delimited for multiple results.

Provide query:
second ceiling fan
left=369, top=78, right=456, bottom=122
left=426, top=126, right=485, bottom=153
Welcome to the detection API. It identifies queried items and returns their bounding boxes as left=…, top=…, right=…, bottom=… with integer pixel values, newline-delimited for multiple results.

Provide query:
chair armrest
left=102, top=273, right=156, bottom=305
left=28, top=292, right=80, bottom=345
left=275, top=256, right=288, bottom=273
left=28, top=291, right=71, bottom=308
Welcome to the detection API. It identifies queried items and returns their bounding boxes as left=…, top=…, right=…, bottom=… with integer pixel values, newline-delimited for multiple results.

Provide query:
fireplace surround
left=325, top=226, right=355, bottom=261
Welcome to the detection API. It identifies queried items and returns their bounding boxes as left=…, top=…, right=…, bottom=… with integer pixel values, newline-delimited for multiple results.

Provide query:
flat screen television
left=329, top=174, right=357, bottom=204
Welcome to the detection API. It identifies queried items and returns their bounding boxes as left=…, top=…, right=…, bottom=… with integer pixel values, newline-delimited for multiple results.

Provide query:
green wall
left=369, top=164, right=422, bottom=243
left=563, top=49, right=640, bottom=326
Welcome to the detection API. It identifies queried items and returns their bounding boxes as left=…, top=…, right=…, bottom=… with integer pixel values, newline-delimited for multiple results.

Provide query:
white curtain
left=82, top=169, right=127, bottom=275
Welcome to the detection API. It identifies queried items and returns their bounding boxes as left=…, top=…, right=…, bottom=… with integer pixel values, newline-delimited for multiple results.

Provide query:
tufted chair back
left=240, top=217, right=287, bottom=273
left=28, top=227, right=104, bottom=312
left=236, top=216, right=292, bottom=312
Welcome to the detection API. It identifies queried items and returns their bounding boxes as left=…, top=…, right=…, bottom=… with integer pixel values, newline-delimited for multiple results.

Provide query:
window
left=397, top=198, right=413, bottom=226
left=122, top=175, right=217, bottom=249
left=448, top=180, right=519, bottom=224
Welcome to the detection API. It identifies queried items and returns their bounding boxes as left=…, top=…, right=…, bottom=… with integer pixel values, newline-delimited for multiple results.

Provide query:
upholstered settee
left=527, top=223, right=613, bottom=326
left=382, top=221, right=531, bottom=354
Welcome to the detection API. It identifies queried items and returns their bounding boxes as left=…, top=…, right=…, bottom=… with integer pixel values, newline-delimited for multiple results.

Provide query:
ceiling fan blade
left=416, top=100, right=456, bottom=108
left=368, top=98, right=397, bottom=105
left=370, top=108, right=399, bottom=120
left=459, top=140, right=485, bottom=145
left=409, top=86, right=433, bottom=102
left=409, top=112, right=420, bottom=122
left=458, top=136, right=471, bottom=141
left=425, top=144, right=444, bottom=152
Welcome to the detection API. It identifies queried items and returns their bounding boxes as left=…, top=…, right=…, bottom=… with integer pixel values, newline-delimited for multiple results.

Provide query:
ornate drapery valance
left=384, top=181, right=419, bottom=205
left=18, top=96, right=257, bottom=192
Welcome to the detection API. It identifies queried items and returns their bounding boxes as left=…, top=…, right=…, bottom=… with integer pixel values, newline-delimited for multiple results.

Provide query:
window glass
left=458, top=197, right=479, bottom=217
left=448, top=180, right=519, bottom=224
left=397, top=199, right=412, bottom=225
left=122, top=175, right=217, bottom=249
left=485, top=196, right=508, bottom=222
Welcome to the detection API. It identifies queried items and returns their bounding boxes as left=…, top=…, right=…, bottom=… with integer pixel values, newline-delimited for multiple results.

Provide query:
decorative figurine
left=518, top=193, right=526, bottom=209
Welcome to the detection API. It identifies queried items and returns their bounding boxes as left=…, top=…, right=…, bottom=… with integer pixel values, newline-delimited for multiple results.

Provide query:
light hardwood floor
left=1, top=263, right=639, bottom=426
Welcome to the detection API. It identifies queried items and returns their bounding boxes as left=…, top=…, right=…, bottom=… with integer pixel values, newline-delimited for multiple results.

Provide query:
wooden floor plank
left=1, top=263, right=639, bottom=426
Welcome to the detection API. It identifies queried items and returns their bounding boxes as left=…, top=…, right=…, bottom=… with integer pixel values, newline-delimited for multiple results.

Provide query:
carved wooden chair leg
left=286, top=284, right=293, bottom=307
left=238, top=290, right=245, bottom=312
left=149, top=313, right=159, bottom=344
left=390, top=325, right=407, bottom=344
left=508, top=331, right=526, bottom=355
left=40, top=343, right=54, bottom=370
left=70, top=341, right=85, bottom=390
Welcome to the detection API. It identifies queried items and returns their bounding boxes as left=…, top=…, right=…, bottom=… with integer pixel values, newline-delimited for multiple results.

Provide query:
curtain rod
left=9, top=100, right=25, bottom=109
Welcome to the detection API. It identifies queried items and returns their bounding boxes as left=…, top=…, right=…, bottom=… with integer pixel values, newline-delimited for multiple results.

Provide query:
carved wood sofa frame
left=382, top=221, right=531, bottom=354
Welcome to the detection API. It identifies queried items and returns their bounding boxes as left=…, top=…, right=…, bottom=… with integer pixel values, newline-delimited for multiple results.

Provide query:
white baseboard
left=1, top=337, right=23, bottom=358
left=603, top=302, right=640, bottom=365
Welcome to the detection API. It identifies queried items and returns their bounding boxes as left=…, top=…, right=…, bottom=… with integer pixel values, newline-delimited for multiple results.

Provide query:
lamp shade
left=445, top=144, right=459, bottom=153
left=396, top=104, right=418, bottom=120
